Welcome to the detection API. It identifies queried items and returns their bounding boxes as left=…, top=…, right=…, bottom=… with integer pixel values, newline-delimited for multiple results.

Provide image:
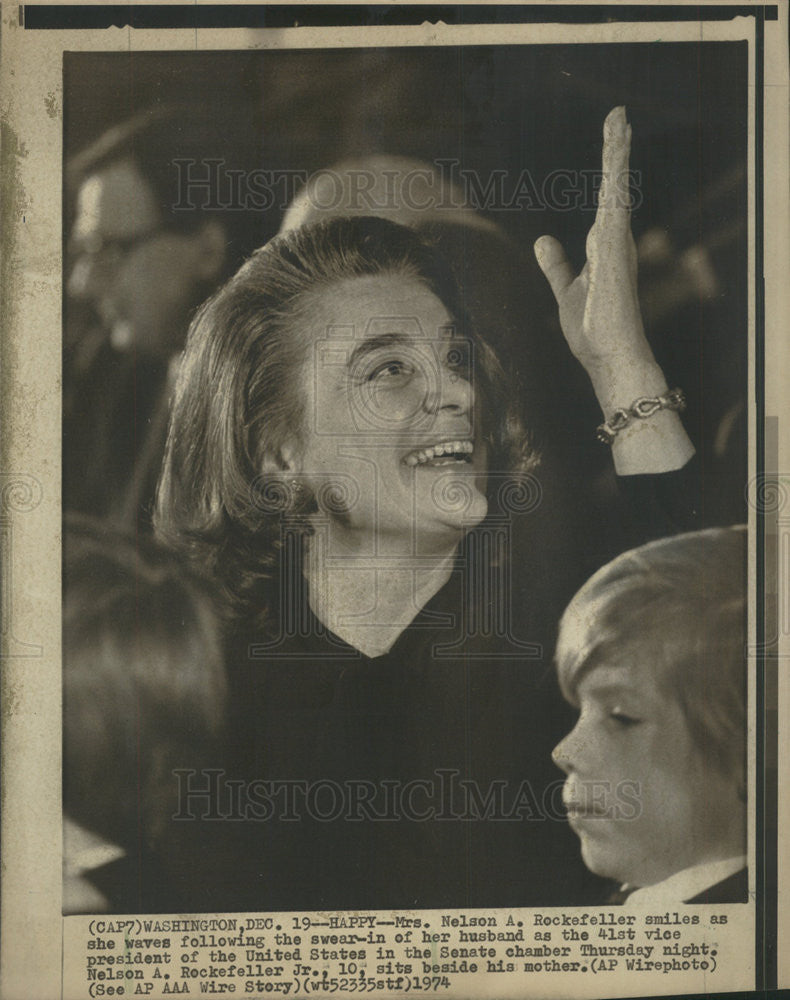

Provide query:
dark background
left=64, top=44, right=747, bottom=257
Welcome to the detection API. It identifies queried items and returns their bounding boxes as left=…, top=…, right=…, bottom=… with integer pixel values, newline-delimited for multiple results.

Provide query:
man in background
left=64, top=105, right=263, bottom=527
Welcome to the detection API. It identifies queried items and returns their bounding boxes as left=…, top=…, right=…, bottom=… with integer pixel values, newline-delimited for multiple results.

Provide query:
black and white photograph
left=61, top=39, right=751, bottom=914
left=1, top=4, right=786, bottom=998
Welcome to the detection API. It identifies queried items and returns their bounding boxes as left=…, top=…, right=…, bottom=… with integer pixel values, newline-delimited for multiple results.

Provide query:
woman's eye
left=367, top=359, right=414, bottom=382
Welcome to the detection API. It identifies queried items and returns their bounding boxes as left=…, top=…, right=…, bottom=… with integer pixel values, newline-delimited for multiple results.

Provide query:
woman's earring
left=289, top=478, right=306, bottom=507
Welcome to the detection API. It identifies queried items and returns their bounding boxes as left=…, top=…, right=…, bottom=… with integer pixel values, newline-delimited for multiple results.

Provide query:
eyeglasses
left=67, top=227, right=165, bottom=270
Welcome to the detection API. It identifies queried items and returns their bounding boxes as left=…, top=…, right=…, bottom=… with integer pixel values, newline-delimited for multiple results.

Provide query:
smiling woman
left=154, top=215, right=567, bottom=910
left=292, top=277, right=489, bottom=538
left=155, top=215, right=534, bottom=651
left=152, top=110, right=699, bottom=911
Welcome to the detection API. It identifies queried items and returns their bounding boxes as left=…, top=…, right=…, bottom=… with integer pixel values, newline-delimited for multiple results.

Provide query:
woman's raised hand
left=534, top=106, right=694, bottom=474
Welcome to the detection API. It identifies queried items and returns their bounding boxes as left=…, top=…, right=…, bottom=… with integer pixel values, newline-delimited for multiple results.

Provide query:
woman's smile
left=402, top=438, right=475, bottom=467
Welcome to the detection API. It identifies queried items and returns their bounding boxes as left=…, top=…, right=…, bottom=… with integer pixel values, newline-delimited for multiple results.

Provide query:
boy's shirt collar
left=621, top=855, right=747, bottom=907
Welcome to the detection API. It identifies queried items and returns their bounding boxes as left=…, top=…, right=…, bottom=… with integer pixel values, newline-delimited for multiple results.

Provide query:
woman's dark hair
left=155, top=216, right=536, bottom=631
left=63, top=515, right=227, bottom=854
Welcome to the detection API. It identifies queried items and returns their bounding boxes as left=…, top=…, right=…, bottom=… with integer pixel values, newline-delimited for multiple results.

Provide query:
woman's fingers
left=534, top=108, right=642, bottom=368
left=596, top=105, right=632, bottom=235
left=537, top=107, right=632, bottom=299
left=533, top=235, right=575, bottom=301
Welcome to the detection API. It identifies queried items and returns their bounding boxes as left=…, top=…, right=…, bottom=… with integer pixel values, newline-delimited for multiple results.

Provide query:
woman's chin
left=415, top=466, right=487, bottom=525
left=415, top=489, right=489, bottom=541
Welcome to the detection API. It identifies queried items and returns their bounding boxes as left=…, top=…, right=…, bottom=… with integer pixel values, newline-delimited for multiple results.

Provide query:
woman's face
left=294, top=273, right=489, bottom=548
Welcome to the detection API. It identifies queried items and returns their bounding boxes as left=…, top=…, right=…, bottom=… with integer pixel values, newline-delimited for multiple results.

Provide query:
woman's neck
left=304, top=525, right=460, bottom=658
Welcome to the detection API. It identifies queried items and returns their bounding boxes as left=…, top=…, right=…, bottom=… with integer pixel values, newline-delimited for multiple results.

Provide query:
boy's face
left=552, top=661, right=743, bottom=889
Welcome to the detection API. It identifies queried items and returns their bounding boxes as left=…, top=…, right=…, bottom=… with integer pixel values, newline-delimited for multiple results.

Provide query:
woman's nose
left=422, top=355, right=474, bottom=416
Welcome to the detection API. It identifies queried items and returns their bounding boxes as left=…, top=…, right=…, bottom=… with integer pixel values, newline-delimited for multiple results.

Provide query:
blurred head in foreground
left=63, top=516, right=227, bottom=909
left=552, top=526, right=747, bottom=894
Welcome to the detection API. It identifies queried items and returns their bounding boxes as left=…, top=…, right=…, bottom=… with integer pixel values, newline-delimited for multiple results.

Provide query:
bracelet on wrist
left=596, top=388, right=687, bottom=445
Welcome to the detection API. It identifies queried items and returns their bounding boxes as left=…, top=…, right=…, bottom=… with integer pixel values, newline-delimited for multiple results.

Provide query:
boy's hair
left=555, top=526, right=747, bottom=792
